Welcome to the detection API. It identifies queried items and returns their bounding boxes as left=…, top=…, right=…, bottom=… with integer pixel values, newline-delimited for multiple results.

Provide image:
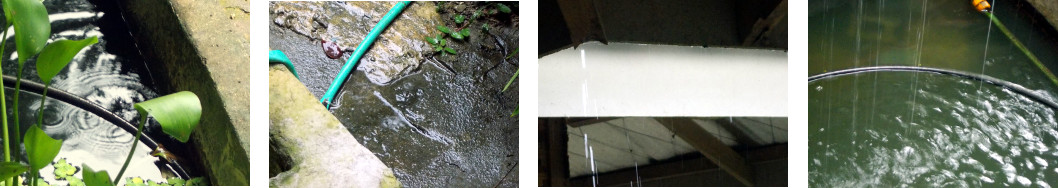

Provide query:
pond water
left=270, top=2, right=519, bottom=187
left=0, top=0, right=195, bottom=185
left=809, top=0, right=1058, bottom=186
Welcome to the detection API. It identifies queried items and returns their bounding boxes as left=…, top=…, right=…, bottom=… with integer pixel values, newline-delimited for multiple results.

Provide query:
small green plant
left=0, top=0, right=205, bottom=186
left=426, top=33, right=456, bottom=55
left=429, top=2, right=515, bottom=56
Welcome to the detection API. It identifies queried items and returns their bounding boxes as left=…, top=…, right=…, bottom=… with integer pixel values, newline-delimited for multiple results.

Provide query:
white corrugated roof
left=567, top=117, right=787, bottom=177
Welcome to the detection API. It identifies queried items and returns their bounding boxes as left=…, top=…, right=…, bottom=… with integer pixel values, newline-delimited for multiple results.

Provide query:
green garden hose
left=320, top=1, right=411, bottom=108
left=269, top=50, right=299, bottom=79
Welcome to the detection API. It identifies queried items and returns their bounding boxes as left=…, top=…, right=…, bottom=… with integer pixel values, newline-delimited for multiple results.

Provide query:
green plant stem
left=114, top=114, right=147, bottom=184
left=985, top=12, right=1058, bottom=88
left=13, top=65, right=21, bottom=167
left=36, top=84, right=48, bottom=127
left=0, top=25, right=10, bottom=186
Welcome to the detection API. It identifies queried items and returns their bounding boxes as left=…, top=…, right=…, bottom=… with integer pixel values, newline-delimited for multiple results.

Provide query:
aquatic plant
left=0, top=0, right=204, bottom=186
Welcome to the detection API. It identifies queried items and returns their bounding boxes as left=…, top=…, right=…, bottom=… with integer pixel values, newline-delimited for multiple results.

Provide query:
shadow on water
left=810, top=0, right=1058, bottom=186
left=270, top=2, right=518, bottom=187
left=0, top=0, right=205, bottom=184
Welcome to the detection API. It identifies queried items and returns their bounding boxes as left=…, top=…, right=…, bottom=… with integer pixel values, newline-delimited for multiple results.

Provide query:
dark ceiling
left=539, top=0, right=788, bottom=57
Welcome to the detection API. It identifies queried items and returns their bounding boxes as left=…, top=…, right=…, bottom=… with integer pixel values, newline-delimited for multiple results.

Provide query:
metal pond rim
left=808, top=66, right=1058, bottom=110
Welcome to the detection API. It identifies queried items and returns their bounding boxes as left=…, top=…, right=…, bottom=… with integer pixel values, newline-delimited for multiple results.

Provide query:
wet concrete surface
left=270, top=1, right=518, bottom=187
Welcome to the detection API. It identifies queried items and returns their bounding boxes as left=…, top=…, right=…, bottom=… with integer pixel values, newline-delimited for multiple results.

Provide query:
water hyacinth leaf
left=82, top=164, right=113, bottom=186
left=36, top=37, right=99, bottom=85
left=496, top=3, right=511, bottom=14
left=455, top=15, right=465, bottom=24
left=25, top=125, right=62, bottom=171
left=436, top=25, right=451, bottom=34
left=0, top=162, right=28, bottom=181
left=444, top=47, right=456, bottom=54
left=134, top=91, right=201, bottom=143
left=8, top=0, right=51, bottom=64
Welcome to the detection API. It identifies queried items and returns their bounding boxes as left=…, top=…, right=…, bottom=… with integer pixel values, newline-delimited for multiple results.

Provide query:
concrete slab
left=118, top=0, right=249, bottom=185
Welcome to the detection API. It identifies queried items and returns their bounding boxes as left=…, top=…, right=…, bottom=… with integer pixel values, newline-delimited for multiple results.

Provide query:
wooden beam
left=742, top=0, right=787, bottom=46
left=540, top=118, right=570, bottom=186
left=568, top=144, right=787, bottom=186
left=566, top=117, right=619, bottom=127
left=655, top=117, right=755, bottom=186
left=716, top=118, right=764, bottom=147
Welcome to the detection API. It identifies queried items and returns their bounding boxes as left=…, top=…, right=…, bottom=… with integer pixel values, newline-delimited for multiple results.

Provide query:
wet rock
left=270, top=1, right=441, bottom=85
left=269, top=65, right=399, bottom=188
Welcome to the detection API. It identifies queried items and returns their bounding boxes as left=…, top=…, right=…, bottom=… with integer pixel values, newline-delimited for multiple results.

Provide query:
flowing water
left=0, top=0, right=194, bottom=184
left=270, top=2, right=519, bottom=187
left=810, top=0, right=1058, bottom=186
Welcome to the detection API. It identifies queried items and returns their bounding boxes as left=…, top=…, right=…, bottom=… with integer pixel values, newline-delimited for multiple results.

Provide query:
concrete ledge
left=118, top=0, right=250, bottom=185
left=1027, top=0, right=1058, bottom=32
left=269, top=65, right=399, bottom=188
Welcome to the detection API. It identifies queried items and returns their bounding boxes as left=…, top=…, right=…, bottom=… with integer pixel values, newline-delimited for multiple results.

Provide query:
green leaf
left=482, top=23, right=490, bottom=31
left=450, top=31, right=463, bottom=40
left=459, top=29, right=470, bottom=38
left=134, top=91, right=202, bottom=143
left=7, top=0, right=51, bottom=64
left=439, top=38, right=446, bottom=47
left=25, top=125, right=62, bottom=171
left=33, top=178, right=49, bottom=186
left=496, top=3, right=511, bottom=14
left=502, top=69, right=519, bottom=92
left=444, top=47, right=457, bottom=54
left=472, top=10, right=481, bottom=20
left=511, top=106, right=518, bottom=117
left=66, top=176, right=84, bottom=186
left=0, top=162, right=28, bottom=181
left=81, top=164, right=113, bottom=186
left=426, top=36, right=438, bottom=45
left=454, top=15, right=465, bottom=24
left=436, top=25, right=451, bottom=34
left=186, top=177, right=204, bottom=186
left=505, top=48, right=519, bottom=60
left=434, top=46, right=442, bottom=52
left=36, top=37, right=99, bottom=85
left=166, top=177, right=185, bottom=186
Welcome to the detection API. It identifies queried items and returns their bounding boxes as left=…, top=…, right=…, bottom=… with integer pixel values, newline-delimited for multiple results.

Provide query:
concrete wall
left=118, top=0, right=250, bottom=185
left=1027, top=0, right=1058, bottom=32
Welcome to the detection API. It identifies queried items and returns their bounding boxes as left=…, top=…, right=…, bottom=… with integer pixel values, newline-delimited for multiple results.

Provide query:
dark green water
left=810, top=0, right=1058, bottom=186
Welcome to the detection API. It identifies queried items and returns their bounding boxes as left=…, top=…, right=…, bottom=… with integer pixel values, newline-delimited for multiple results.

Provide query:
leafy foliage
left=24, top=125, right=62, bottom=171
left=5, top=0, right=50, bottom=64
left=36, top=37, right=99, bottom=85
left=81, top=164, right=113, bottom=186
left=134, top=91, right=202, bottom=143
